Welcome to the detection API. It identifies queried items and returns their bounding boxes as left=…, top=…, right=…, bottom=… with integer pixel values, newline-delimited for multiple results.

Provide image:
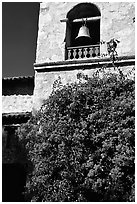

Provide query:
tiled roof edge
left=2, top=76, right=34, bottom=81
left=2, top=112, right=32, bottom=125
left=2, top=111, right=32, bottom=117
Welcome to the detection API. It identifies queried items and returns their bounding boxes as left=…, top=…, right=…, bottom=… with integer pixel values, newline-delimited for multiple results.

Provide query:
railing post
left=89, top=47, right=93, bottom=57
left=95, top=46, right=100, bottom=56
left=68, top=49, right=71, bottom=60
left=73, top=49, right=77, bottom=59
left=100, top=42, right=108, bottom=57
left=83, top=47, right=88, bottom=58
left=78, top=48, right=82, bottom=59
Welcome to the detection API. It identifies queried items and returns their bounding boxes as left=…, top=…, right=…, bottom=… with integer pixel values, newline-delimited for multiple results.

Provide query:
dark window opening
left=65, top=3, right=101, bottom=60
left=71, top=20, right=100, bottom=47
left=2, top=163, right=27, bottom=202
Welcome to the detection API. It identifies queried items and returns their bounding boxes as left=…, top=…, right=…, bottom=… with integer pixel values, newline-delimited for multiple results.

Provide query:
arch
left=65, top=3, right=101, bottom=60
left=67, top=3, right=101, bottom=20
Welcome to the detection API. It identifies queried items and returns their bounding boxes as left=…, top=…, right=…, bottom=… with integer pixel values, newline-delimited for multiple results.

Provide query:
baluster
left=83, top=47, right=88, bottom=58
left=78, top=48, right=82, bottom=59
left=68, top=49, right=71, bottom=60
left=73, top=49, right=77, bottom=59
left=95, top=46, right=98, bottom=57
left=89, top=47, right=93, bottom=57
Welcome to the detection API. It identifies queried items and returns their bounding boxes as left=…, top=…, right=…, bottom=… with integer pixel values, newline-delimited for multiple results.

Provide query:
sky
left=2, top=2, right=40, bottom=77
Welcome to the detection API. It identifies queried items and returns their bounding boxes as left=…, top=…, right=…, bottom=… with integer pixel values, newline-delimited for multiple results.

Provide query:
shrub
left=18, top=68, right=135, bottom=202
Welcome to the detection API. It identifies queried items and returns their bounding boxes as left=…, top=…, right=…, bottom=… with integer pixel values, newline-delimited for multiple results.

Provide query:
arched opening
left=65, top=3, right=101, bottom=60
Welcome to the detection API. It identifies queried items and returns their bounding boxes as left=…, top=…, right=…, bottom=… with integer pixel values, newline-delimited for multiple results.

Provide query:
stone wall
left=36, top=2, right=135, bottom=63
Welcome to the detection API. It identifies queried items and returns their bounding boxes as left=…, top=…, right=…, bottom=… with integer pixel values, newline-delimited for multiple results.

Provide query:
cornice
left=34, top=55, right=135, bottom=72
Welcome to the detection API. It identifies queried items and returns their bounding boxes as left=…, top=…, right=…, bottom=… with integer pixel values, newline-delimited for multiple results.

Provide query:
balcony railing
left=66, top=44, right=100, bottom=60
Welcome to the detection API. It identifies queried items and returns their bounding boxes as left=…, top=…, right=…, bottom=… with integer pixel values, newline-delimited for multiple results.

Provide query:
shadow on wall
left=2, top=163, right=26, bottom=202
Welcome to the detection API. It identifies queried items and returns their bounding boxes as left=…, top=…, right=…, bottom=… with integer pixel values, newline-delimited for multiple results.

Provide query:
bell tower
left=33, top=2, right=135, bottom=112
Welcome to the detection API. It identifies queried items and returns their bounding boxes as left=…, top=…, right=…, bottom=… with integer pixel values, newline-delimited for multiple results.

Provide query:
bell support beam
left=60, top=16, right=101, bottom=23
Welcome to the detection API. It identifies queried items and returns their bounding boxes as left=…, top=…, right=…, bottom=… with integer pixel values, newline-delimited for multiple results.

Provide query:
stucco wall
left=2, top=95, right=33, bottom=113
left=36, top=2, right=135, bottom=63
left=33, top=63, right=135, bottom=111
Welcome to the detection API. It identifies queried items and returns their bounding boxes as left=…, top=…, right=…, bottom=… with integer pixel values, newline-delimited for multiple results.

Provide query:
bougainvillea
left=18, top=68, right=135, bottom=202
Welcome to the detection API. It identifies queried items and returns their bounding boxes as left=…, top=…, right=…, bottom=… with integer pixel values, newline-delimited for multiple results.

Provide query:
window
left=64, top=3, right=101, bottom=60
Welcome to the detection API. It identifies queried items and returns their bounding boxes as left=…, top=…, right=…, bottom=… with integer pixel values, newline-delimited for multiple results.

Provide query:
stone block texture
left=36, top=2, right=135, bottom=63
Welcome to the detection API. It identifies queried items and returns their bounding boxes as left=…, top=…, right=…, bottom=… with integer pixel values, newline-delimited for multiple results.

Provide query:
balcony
left=66, top=44, right=100, bottom=60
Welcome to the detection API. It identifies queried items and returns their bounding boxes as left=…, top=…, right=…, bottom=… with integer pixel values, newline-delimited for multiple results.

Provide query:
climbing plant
left=18, top=66, right=135, bottom=202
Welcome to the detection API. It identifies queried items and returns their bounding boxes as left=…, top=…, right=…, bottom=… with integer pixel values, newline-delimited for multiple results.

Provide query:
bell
left=75, top=25, right=91, bottom=40
left=75, top=25, right=92, bottom=46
